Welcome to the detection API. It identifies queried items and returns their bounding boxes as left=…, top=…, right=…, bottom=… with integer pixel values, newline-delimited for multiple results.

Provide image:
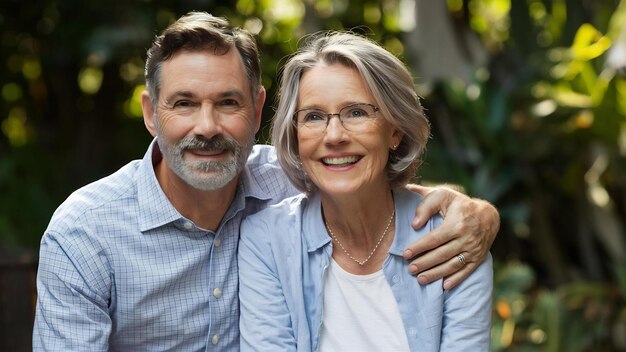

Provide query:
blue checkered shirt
left=33, top=139, right=298, bottom=351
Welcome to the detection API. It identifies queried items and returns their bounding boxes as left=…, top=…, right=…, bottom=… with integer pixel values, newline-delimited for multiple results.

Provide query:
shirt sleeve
left=440, top=252, right=494, bottom=350
left=238, top=215, right=298, bottom=351
left=33, top=229, right=112, bottom=352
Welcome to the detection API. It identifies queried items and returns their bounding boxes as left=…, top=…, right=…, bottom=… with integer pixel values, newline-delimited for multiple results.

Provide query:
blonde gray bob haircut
left=271, top=31, right=431, bottom=193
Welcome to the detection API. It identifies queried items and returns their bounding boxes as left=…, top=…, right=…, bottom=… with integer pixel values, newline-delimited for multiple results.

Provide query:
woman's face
left=296, top=63, right=402, bottom=197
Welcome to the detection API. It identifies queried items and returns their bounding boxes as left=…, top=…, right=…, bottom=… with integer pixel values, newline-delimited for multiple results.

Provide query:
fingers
left=409, top=186, right=458, bottom=228
left=404, top=184, right=431, bottom=196
left=407, top=228, right=480, bottom=276
left=412, top=252, right=476, bottom=290
left=405, top=216, right=489, bottom=284
left=443, top=263, right=476, bottom=290
left=403, top=227, right=448, bottom=260
left=403, top=185, right=499, bottom=289
left=403, top=215, right=467, bottom=260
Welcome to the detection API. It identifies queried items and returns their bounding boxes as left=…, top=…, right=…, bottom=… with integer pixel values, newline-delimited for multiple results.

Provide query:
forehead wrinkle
left=297, top=101, right=367, bottom=112
left=219, top=89, right=246, bottom=101
left=162, top=90, right=195, bottom=103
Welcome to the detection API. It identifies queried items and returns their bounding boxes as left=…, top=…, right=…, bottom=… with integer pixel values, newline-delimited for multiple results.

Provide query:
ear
left=142, top=91, right=158, bottom=137
left=252, top=86, right=266, bottom=134
left=390, top=127, right=403, bottom=150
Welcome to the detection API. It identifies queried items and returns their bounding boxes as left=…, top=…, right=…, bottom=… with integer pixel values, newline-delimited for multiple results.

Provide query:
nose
left=323, top=114, right=348, bottom=144
left=194, top=103, right=222, bottom=138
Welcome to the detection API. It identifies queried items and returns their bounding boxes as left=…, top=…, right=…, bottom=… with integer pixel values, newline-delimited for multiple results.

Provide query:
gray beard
left=157, top=134, right=254, bottom=191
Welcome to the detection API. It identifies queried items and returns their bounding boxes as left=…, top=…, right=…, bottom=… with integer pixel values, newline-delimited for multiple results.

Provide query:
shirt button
left=392, top=274, right=400, bottom=283
left=214, top=238, right=221, bottom=247
left=213, top=288, right=222, bottom=298
left=212, top=334, right=219, bottom=345
left=183, top=221, right=193, bottom=230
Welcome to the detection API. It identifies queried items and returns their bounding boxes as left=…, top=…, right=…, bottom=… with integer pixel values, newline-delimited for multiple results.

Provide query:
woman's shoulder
left=250, top=193, right=308, bottom=221
left=240, top=193, right=309, bottom=239
left=392, top=188, right=443, bottom=243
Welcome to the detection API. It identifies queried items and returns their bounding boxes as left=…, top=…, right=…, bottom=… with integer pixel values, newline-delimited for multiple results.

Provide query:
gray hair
left=271, top=31, right=431, bottom=193
left=144, top=11, right=262, bottom=106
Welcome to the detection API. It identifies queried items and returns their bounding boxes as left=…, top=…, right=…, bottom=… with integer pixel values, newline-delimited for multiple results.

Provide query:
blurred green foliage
left=1, top=0, right=626, bottom=350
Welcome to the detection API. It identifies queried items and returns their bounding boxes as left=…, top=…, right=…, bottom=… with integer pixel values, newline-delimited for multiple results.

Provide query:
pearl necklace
left=324, top=209, right=396, bottom=266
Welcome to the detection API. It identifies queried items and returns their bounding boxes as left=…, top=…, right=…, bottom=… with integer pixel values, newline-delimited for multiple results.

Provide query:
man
left=33, top=12, right=499, bottom=351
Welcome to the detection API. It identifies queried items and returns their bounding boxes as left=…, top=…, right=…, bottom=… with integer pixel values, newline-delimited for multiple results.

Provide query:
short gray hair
left=271, top=31, right=431, bottom=193
left=144, top=11, right=262, bottom=106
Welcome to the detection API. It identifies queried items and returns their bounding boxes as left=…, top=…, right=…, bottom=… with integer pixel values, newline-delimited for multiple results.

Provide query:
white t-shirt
left=319, top=259, right=410, bottom=352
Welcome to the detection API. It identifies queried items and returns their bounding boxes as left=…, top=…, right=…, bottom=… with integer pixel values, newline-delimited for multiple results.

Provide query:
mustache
left=177, top=135, right=240, bottom=153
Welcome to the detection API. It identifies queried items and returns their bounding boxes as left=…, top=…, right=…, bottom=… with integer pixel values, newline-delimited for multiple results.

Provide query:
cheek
left=156, top=110, right=187, bottom=134
left=297, top=134, right=318, bottom=158
left=223, top=111, right=258, bottom=136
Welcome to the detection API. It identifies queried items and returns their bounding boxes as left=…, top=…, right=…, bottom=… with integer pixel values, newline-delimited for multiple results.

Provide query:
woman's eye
left=347, top=108, right=367, bottom=118
left=304, top=112, right=325, bottom=122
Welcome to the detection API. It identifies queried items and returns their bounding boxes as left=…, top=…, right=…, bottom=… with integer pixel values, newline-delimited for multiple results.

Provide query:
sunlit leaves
left=2, top=83, right=22, bottom=102
left=468, top=0, right=511, bottom=50
left=22, top=58, right=41, bottom=80
left=571, top=24, right=612, bottom=62
left=78, top=66, right=103, bottom=95
left=124, top=85, right=145, bottom=119
left=529, top=22, right=615, bottom=120
left=1, top=107, right=31, bottom=147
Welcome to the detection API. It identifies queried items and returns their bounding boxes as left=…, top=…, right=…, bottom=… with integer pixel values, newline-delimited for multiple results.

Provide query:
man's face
left=143, top=48, right=264, bottom=191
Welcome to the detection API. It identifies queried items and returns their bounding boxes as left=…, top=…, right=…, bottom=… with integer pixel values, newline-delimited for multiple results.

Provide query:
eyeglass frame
left=293, top=103, right=381, bottom=133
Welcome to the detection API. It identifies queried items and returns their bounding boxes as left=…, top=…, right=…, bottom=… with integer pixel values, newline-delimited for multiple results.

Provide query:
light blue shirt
left=239, top=188, right=493, bottom=351
left=33, top=139, right=297, bottom=351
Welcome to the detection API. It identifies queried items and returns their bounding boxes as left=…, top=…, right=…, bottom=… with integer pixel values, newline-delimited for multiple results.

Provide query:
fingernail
left=417, top=274, right=428, bottom=285
left=443, top=280, right=452, bottom=290
left=409, top=264, right=418, bottom=275
left=403, top=249, right=413, bottom=259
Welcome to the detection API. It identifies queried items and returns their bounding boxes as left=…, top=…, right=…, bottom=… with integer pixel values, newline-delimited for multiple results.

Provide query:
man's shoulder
left=243, top=144, right=299, bottom=203
left=49, top=160, right=142, bottom=231
left=247, top=144, right=277, bottom=164
left=245, top=144, right=283, bottom=179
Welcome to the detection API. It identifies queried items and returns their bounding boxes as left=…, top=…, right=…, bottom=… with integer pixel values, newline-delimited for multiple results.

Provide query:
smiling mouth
left=188, top=148, right=227, bottom=156
left=321, top=156, right=362, bottom=167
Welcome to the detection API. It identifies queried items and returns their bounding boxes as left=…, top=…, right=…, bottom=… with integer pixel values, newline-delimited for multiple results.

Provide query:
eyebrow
left=218, top=90, right=246, bottom=101
left=297, top=101, right=367, bottom=111
left=163, top=89, right=247, bottom=105
left=163, top=90, right=195, bottom=105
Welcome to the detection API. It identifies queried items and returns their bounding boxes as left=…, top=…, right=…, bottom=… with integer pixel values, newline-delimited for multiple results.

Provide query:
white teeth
left=322, top=156, right=360, bottom=165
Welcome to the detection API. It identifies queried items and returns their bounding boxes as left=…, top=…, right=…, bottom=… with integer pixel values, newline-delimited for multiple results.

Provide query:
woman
left=238, top=32, right=493, bottom=351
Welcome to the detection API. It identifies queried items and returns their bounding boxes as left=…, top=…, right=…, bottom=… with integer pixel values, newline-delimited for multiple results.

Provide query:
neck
left=155, top=159, right=239, bottom=231
left=321, top=186, right=395, bottom=271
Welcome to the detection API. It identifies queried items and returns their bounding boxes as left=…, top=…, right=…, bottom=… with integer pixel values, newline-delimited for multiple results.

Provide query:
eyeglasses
left=294, top=103, right=380, bottom=134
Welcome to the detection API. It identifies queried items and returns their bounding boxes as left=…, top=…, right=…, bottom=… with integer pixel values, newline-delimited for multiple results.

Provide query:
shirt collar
left=137, top=140, right=276, bottom=232
left=387, top=188, right=423, bottom=256
left=238, top=152, right=275, bottom=203
left=137, top=139, right=184, bottom=232
left=301, top=188, right=420, bottom=256
left=302, top=193, right=332, bottom=252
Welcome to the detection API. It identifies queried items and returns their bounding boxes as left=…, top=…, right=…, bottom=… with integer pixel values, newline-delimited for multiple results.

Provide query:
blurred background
left=1, top=0, right=625, bottom=350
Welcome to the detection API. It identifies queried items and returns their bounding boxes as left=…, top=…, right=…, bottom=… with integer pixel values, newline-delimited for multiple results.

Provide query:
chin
left=318, top=184, right=364, bottom=197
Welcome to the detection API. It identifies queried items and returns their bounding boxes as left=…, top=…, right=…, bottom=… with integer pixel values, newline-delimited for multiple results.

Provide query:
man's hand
left=403, top=184, right=499, bottom=290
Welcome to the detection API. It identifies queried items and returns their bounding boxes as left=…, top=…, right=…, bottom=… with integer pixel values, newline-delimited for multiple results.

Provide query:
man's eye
left=220, top=99, right=240, bottom=107
left=173, top=100, right=194, bottom=108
